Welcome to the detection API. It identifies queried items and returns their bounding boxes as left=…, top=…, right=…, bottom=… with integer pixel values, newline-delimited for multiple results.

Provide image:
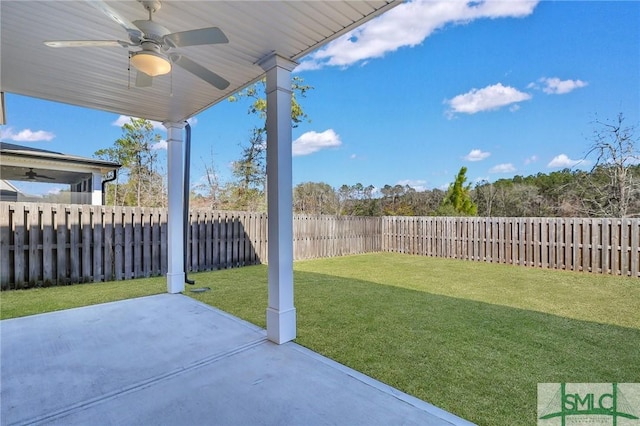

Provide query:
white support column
left=91, top=172, right=102, bottom=205
left=164, top=121, right=186, bottom=294
left=259, top=53, right=297, bottom=344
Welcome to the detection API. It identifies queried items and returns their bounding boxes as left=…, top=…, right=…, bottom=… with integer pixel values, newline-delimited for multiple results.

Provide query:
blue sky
left=2, top=0, right=639, bottom=197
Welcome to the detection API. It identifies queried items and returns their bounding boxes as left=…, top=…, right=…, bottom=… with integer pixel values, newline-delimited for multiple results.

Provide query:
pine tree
left=437, top=166, right=478, bottom=216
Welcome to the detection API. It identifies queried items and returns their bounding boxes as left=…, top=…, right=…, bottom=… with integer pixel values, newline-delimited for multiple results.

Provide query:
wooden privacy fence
left=294, top=214, right=381, bottom=260
left=1, top=203, right=638, bottom=288
left=0, top=203, right=380, bottom=288
left=0, top=203, right=265, bottom=288
left=382, top=216, right=640, bottom=277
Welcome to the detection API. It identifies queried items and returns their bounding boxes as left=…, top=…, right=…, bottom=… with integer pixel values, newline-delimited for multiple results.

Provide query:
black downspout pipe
left=183, top=122, right=195, bottom=285
left=101, top=169, right=118, bottom=205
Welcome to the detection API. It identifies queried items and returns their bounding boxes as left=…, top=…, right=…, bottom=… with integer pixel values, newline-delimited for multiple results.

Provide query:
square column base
left=166, top=272, right=185, bottom=294
left=266, top=307, right=296, bottom=344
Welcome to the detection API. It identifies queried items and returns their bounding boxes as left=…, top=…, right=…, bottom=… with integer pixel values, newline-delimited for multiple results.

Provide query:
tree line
left=281, top=164, right=640, bottom=219
left=194, top=113, right=640, bottom=218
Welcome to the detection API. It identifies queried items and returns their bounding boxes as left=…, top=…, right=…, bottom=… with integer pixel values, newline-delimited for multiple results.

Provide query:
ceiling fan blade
left=85, top=0, right=143, bottom=43
left=170, top=54, right=230, bottom=90
left=164, top=27, right=228, bottom=48
left=135, top=71, right=153, bottom=87
left=25, top=169, right=55, bottom=180
left=44, top=40, right=131, bottom=48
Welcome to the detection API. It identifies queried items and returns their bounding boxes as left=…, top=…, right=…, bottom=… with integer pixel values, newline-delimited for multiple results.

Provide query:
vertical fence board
left=114, top=207, right=124, bottom=281
left=57, top=206, right=68, bottom=284
left=631, top=219, right=639, bottom=277
left=225, top=213, right=233, bottom=268
left=142, top=208, right=151, bottom=277
left=612, top=219, right=621, bottom=275
left=13, top=205, right=26, bottom=286
left=0, top=204, right=11, bottom=287
left=69, top=206, right=80, bottom=283
left=540, top=218, right=548, bottom=269
left=583, top=219, right=592, bottom=272
left=133, top=208, right=142, bottom=278
left=93, top=206, right=103, bottom=282
left=620, top=218, right=630, bottom=276
left=555, top=219, right=564, bottom=269
left=212, top=212, right=220, bottom=269
left=571, top=219, right=579, bottom=272
left=160, top=210, right=168, bottom=275
left=104, top=207, right=114, bottom=282
left=28, top=205, right=41, bottom=284
left=190, top=211, right=198, bottom=272
left=204, top=212, right=213, bottom=270
left=150, top=209, right=159, bottom=276
left=124, top=208, right=133, bottom=279
left=592, top=219, right=601, bottom=274
left=517, top=218, right=525, bottom=266
left=81, top=205, right=92, bottom=282
left=473, top=218, right=481, bottom=262
left=233, top=216, right=240, bottom=267
left=602, top=218, right=611, bottom=274
left=42, top=205, right=55, bottom=284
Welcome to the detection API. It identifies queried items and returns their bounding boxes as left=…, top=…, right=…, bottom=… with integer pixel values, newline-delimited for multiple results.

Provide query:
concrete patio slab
left=1, top=294, right=473, bottom=426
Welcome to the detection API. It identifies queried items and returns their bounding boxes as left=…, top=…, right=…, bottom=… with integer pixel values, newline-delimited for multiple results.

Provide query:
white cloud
left=292, top=129, right=342, bottom=156
left=547, top=154, right=585, bottom=168
left=112, top=115, right=165, bottom=131
left=297, top=0, right=539, bottom=71
left=47, top=187, right=63, bottom=195
left=490, top=163, right=516, bottom=173
left=524, top=155, right=538, bottom=165
left=538, top=77, right=588, bottom=95
left=112, top=115, right=133, bottom=127
left=350, top=154, right=357, bottom=159
left=0, top=127, right=55, bottom=142
left=396, top=179, right=428, bottom=191
left=464, top=149, right=491, bottom=161
left=151, top=140, right=167, bottom=150
left=446, top=83, right=532, bottom=116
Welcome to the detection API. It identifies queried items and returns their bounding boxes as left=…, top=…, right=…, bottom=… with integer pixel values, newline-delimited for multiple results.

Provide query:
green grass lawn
left=0, top=276, right=166, bottom=319
left=2, top=252, right=639, bottom=425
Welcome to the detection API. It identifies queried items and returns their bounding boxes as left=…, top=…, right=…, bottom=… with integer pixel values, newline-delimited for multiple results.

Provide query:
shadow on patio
left=1, top=294, right=473, bottom=425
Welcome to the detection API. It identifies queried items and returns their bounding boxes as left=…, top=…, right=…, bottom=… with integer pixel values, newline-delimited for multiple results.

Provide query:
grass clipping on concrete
left=188, top=253, right=640, bottom=426
left=2, top=252, right=639, bottom=425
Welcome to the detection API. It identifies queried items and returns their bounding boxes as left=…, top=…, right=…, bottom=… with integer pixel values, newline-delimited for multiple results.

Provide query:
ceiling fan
left=25, top=168, right=55, bottom=181
left=44, top=0, right=230, bottom=90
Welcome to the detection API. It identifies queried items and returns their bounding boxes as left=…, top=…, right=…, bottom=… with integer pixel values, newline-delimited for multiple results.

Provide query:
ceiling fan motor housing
left=133, top=20, right=171, bottom=46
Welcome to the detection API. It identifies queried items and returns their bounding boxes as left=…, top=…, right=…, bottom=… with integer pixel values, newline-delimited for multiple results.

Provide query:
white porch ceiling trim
left=1, top=1, right=399, bottom=123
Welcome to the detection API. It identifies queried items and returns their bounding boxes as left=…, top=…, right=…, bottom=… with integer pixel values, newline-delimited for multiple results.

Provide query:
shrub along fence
left=0, top=202, right=638, bottom=288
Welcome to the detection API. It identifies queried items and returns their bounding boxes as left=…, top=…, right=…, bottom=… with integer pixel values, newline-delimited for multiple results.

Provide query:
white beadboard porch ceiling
left=1, top=0, right=398, bottom=123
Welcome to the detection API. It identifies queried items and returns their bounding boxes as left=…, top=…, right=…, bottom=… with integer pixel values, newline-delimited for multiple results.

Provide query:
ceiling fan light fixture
left=131, top=50, right=171, bottom=77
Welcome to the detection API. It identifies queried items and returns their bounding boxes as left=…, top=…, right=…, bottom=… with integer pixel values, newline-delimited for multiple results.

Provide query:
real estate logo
left=538, top=383, right=640, bottom=426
